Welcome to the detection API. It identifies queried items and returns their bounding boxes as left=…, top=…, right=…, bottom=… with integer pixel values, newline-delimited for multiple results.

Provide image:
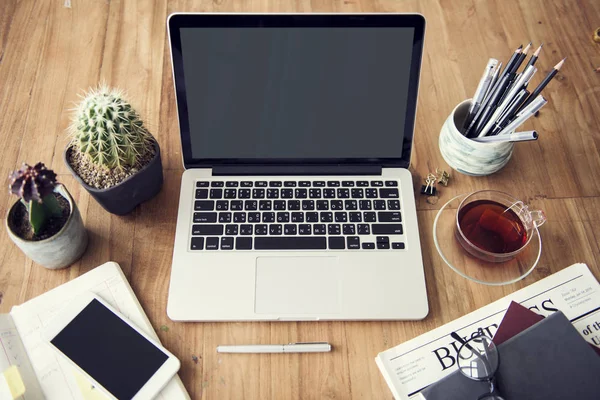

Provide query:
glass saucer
left=433, top=194, right=542, bottom=286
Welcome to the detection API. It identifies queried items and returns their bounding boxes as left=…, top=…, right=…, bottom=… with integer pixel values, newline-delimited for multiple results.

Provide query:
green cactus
left=69, top=84, right=153, bottom=169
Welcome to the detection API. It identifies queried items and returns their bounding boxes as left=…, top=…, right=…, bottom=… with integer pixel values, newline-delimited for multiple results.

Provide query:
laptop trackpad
left=255, top=257, right=341, bottom=315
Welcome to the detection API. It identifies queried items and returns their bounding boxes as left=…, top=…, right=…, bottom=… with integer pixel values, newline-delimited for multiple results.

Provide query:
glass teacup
left=455, top=190, right=546, bottom=263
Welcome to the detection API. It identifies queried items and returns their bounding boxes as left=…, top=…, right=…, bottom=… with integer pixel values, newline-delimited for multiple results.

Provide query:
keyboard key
left=344, top=200, right=357, bottom=210
left=241, top=181, right=253, bottom=187
left=392, top=242, right=405, bottom=249
left=277, top=212, right=290, bottom=223
left=224, top=189, right=237, bottom=199
left=262, top=212, right=275, bottom=223
left=374, top=200, right=386, bottom=210
left=267, top=189, right=279, bottom=198
left=358, top=224, right=370, bottom=235
left=328, top=224, right=341, bottom=235
left=281, top=189, right=294, bottom=198
left=364, top=212, right=376, bottom=222
left=342, top=181, right=355, bottom=187
left=210, top=189, right=223, bottom=199
left=351, top=188, right=364, bottom=198
left=337, top=188, right=349, bottom=198
left=371, top=181, right=383, bottom=187
left=349, top=212, right=362, bottom=222
left=255, top=237, right=326, bottom=250
left=240, top=224, right=253, bottom=235
left=357, top=181, right=369, bottom=187
left=252, top=188, right=265, bottom=199
left=295, top=188, right=307, bottom=198
left=291, top=212, right=304, bottom=223
left=269, top=224, right=283, bottom=235
left=328, top=237, right=345, bottom=249
left=216, top=200, right=229, bottom=211
left=362, top=242, right=375, bottom=249
left=206, top=237, right=219, bottom=250
left=196, top=181, right=209, bottom=187
left=335, top=212, right=347, bottom=222
left=299, top=181, right=311, bottom=187
left=269, top=181, right=282, bottom=187
left=306, top=212, right=319, bottom=222
left=372, top=224, right=403, bottom=235
left=359, top=200, right=372, bottom=210
left=378, top=211, right=402, bottom=222
left=274, top=200, right=286, bottom=210
left=327, top=181, right=340, bottom=187
left=298, top=224, right=311, bottom=235
left=190, top=237, right=204, bottom=250
left=221, top=237, right=233, bottom=250
left=330, top=200, right=343, bottom=210
left=239, top=189, right=251, bottom=199
left=195, top=189, right=208, bottom=199
left=194, top=212, right=217, bottom=223
left=236, top=237, right=252, bottom=250
left=343, top=224, right=355, bottom=235
left=380, top=188, right=399, bottom=198
left=255, top=224, right=268, bottom=235
left=233, top=212, right=246, bottom=223
left=226, top=181, right=239, bottom=187
left=195, top=200, right=214, bottom=211
left=377, top=242, right=390, bottom=250
left=288, top=200, right=301, bottom=211
left=302, top=200, right=315, bottom=210
left=309, top=189, right=322, bottom=198
left=259, top=200, right=272, bottom=211
left=245, top=200, right=258, bottom=211
left=347, top=236, right=360, bottom=249
left=320, top=212, right=333, bottom=222
left=366, top=188, right=378, bottom=198
left=385, top=181, right=398, bottom=187
left=284, top=224, right=297, bottom=235
left=284, top=181, right=297, bottom=187
left=323, top=189, right=336, bottom=198
left=231, top=200, right=243, bottom=210
left=388, top=200, right=401, bottom=210
left=211, top=181, right=224, bottom=187
left=193, top=224, right=224, bottom=235
left=255, top=181, right=267, bottom=187
left=313, top=224, right=326, bottom=234
left=218, top=212, right=232, bottom=223
left=248, top=212, right=261, bottom=223
left=317, top=200, right=329, bottom=210
left=313, top=181, right=325, bottom=187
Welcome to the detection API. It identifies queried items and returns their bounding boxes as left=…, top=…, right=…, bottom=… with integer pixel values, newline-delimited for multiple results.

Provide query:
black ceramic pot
left=64, top=141, right=163, bottom=215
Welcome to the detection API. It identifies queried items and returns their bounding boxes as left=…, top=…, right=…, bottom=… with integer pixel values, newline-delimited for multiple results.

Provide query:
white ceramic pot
left=5, top=184, right=88, bottom=269
left=439, top=99, right=514, bottom=176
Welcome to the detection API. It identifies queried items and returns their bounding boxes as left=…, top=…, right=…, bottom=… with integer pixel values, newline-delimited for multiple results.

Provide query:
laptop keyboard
left=190, top=180, right=405, bottom=251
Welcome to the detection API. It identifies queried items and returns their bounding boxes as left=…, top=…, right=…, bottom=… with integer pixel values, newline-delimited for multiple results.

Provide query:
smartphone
left=43, top=292, right=180, bottom=400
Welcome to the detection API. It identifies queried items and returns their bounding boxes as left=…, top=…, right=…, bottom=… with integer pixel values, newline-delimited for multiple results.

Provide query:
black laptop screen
left=171, top=15, right=425, bottom=167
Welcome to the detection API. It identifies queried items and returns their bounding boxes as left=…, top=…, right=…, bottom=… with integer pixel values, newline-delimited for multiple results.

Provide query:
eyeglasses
left=451, top=330, right=504, bottom=400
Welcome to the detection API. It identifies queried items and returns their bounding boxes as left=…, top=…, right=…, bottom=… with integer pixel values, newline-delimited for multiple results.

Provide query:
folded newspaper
left=375, top=263, right=600, bottom=399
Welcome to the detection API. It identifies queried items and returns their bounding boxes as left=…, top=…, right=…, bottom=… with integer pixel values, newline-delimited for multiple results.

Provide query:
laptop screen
left=169, top=15, right=425, bottom=168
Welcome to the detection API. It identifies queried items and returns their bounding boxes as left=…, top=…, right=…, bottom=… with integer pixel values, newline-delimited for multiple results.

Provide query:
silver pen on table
left=473, top=130, right=538, bottom=143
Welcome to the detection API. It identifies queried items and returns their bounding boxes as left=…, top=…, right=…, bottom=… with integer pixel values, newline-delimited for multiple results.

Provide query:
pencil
left=510, top=42, right=531, bottom=74
left=518, top=57, right=566, bottom=112
left=524, top=43, right=543, bottom=70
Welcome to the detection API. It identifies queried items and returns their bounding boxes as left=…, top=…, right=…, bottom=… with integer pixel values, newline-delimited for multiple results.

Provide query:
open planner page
left=0, top=314, right=43, bottom=399
left=9, top=262, right=189, bottom=400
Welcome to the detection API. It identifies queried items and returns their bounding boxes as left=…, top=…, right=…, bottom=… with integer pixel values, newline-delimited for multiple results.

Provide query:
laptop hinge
left=212, top=164, right=382, bottom=176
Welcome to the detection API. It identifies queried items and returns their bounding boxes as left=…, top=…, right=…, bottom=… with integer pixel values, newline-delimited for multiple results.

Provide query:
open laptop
left=167, top=13, right=428, bottom=321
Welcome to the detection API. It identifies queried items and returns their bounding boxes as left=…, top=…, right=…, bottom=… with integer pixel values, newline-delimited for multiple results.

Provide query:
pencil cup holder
left=439, top=99, right=514, bottom=176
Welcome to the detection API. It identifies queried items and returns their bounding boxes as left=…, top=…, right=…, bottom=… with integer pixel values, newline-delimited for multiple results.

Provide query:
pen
left=491, top=89, right=530, bottom=135
left=469, top=74, right=511, bottom=137
left=463, top=58, right=498, bottom=131
left=473, top=130, right=538, bottom=143
left=518, top=57, right=566, bottom=112
left=216, top=342, right=332, bottom=354
left=498, top=96, right=547, bottom=135
left=483, top=61, right=502, bottom=102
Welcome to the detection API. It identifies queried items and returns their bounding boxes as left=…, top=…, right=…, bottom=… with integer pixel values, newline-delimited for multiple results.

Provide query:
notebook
left=0, top=261, right=190, bottom=399
left=420, top=311, right=600, bottom=399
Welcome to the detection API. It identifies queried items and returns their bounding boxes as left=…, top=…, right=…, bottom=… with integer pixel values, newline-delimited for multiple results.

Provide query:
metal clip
left=421, top=173, right=437, bottom=196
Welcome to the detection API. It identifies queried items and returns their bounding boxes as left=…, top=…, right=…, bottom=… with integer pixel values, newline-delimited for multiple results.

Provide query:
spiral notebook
left=0, top=262, right=189, bottom=400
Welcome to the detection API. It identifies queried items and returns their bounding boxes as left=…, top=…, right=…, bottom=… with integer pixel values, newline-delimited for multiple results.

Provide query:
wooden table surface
left=1, top=0, right=600, bottom=398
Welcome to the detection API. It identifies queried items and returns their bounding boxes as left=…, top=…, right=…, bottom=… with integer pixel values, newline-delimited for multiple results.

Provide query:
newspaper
left=375, top=263, right=600, bottom=400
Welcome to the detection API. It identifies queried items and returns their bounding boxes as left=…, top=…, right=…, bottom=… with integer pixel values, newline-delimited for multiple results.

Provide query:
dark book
left=421, top=311, right=600, bottom=400
left=492, top=301, right=544, bottom=345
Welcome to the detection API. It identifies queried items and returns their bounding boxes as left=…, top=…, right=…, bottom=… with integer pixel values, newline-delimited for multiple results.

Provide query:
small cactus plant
left=9, top=163, right=62, bottom=234
left=68, top=85, right=153, bottom=169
